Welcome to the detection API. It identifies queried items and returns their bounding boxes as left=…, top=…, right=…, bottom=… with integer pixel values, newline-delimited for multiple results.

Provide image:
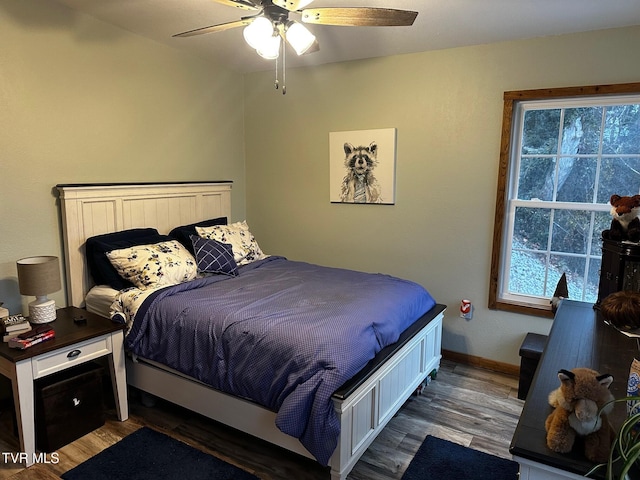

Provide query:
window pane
left=548, top=254, right=585, bottom=298
left=522, top=109, right=561, bottom=155
left=551, top=210, right=591, bottom=254
left=592, top=211, right=613, bottom=257
left=508, top=248, right=547, bottom=296
left=561, top=107, right=603, bottom=155
left=598, top=157, right=640, bottom=202
left=517, top=157, right=554, bottom=201
left=545, top=268, right=563, bottom=298
left=586, top=257, right=601, bottom=303
left=603, top=105, right=640, bottom=155
left=556, top=157, right=596, bottom=202
left=513, top=207, right=550, bottom=250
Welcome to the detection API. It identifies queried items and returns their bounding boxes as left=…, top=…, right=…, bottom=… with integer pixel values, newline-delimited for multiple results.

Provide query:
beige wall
left=0, top=0, right=246, bottom=315
left=244, top=26, right=640, bottom=366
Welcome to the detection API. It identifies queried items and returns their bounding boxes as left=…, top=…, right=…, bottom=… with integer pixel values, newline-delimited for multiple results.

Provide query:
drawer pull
left=67, top=349, right=81, bottom=359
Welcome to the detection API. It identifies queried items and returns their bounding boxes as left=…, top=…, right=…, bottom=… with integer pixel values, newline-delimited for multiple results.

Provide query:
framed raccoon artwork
left=329, top=128, right=397, bottom=205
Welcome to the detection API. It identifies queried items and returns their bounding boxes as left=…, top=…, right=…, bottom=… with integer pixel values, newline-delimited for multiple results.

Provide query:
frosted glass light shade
left=257, top=34, right=281, bottom=59
left=243, top=17, right=275, bottom=50
left=286, top=22, right=315, bottom=55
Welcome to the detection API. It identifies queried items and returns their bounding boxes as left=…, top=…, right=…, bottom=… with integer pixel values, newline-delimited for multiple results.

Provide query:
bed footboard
left=328, top=309, right=443, bottom=480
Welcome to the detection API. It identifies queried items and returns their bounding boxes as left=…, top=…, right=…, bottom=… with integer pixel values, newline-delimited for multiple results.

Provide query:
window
left=490, top=83, right=640, bottom=316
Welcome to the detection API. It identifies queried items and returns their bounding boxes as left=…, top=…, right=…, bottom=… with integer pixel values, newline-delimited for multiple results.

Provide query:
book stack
left=2, top=314, right=32, bottom=342
left=8, top=324, right=55, bottom=350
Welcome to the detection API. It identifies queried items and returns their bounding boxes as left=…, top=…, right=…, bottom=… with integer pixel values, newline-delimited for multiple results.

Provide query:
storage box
left=596, top=239, right=640, bottom=307
left=518, top=332, right=548, bottom=400
left=35, top=362, right=105, bottom=452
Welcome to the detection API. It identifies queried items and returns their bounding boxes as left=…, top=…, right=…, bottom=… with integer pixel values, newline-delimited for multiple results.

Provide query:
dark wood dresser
left=510, top=300, right=639, bottom=479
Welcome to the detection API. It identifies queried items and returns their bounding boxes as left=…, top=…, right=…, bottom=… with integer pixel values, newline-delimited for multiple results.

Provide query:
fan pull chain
left=282, top=40, right=286, bottom=95
left=274, top=50, right=279, bottom=91
left=272, top=35, right=286, bottom=95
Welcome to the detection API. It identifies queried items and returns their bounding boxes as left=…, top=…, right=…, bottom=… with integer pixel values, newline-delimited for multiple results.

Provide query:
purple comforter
left=125, top=256, right=436, bottom=464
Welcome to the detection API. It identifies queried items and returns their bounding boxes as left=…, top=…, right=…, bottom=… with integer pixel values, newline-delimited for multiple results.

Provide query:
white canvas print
left=329, top=128, right=396, bottom=204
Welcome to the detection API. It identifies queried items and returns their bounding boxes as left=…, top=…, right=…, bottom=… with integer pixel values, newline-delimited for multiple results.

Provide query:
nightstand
left=0, top=306, right=128, bottom=466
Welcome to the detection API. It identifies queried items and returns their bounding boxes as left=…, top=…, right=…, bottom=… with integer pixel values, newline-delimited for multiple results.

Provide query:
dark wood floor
left=0, top=359, right=523, bottom=479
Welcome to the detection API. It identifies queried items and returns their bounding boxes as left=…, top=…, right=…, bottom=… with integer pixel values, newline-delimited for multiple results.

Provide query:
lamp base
left=29, top=299, right=57, bottom=324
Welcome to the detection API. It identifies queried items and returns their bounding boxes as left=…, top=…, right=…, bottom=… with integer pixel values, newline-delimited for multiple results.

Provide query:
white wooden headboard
left=56, top=182, right=232, bottom=308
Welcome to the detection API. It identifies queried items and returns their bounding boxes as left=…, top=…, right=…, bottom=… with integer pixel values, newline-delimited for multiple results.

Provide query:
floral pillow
left=195, top=220, right=266, bottom=266
left=190, top=235, right=238, bottom=276
left=106, top=240, right=197, bottom=290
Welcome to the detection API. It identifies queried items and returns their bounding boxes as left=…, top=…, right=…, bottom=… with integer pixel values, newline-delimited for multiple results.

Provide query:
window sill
left=490, top=300, right=555, bottom=319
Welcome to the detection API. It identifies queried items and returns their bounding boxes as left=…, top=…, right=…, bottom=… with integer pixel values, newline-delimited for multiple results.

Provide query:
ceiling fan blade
left=272, top=0, right=314, bottom=11
left=173, top=19, right=251, bottom=38
left=301, top=8, right=418, bottom=27
left=211, top=0, right=259, bottom=10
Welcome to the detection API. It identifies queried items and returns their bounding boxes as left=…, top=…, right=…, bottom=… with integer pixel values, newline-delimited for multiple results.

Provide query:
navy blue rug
left=61, top=427, right=258, bottom=480
left=401, top=436, right=519, bottom=480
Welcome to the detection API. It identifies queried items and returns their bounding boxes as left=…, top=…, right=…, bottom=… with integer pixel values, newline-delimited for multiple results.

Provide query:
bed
left=56, top=182, right=445, bottom=480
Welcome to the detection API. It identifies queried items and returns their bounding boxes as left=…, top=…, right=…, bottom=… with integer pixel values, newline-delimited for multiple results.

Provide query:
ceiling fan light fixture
left=243, top=16, right=275, bottom=50
left=173, top=2, right=420, bottom=92
left=256, top=33, right=281, bottom=59
left=286, top=21, right=316, bottom=55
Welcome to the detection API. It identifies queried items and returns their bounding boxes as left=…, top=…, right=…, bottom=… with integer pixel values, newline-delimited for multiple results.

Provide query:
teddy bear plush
left=545, top=368, right=615, bottom=464
left=602, top=194, right=640, bottom=242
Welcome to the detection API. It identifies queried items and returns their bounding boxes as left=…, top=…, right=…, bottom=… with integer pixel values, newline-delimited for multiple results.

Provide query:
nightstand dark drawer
left=35, top=362, right=105, bottom=452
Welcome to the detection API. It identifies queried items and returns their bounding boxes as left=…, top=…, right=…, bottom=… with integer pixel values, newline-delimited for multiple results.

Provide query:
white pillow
left=196, top=221, right=266, bottom=266
left=106, top=240, right=197, bottom=290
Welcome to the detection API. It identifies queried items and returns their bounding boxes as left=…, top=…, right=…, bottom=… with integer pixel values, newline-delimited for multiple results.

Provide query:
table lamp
left=17, top=256, right=62, bottom=323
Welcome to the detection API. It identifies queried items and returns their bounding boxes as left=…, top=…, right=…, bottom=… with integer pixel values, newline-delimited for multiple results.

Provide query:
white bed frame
left=56, top=182, right=444, bottom=480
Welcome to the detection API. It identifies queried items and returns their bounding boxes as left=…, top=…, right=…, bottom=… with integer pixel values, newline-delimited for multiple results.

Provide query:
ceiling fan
left=173, top=0, right=418, bottom=93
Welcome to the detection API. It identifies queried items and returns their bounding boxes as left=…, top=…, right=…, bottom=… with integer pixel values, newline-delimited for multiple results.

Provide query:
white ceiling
left=52, top=0, right=640, bottom=73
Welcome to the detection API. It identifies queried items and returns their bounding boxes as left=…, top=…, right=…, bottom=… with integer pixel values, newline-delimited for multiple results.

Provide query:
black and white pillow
left=106, top=240, right=197, bottom=290
left=190, top=235, right=238, bottom=277
left=195, top=220, right=266, bottom=266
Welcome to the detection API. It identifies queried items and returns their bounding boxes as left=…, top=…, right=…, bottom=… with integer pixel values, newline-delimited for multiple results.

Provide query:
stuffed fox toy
left=545, top=368, right=615, bottom=463
left=602, top=194, right=640, bottom=242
